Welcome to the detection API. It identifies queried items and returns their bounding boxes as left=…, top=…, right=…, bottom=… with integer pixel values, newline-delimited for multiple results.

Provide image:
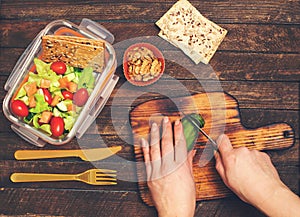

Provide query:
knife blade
left=181, top=112, right=219, bottom=151
left=14, top=146, right=122, bottom=161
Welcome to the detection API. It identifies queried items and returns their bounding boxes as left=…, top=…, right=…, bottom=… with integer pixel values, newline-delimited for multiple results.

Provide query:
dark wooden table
left=0, top=1, right=299, bottom=216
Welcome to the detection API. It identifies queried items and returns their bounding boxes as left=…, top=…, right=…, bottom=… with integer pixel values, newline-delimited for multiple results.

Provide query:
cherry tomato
left=50, top=117, right=64, bottom=137
left=11, top=100, right=29, bottom=117
left=73, top=88, right=89, bottom=107
left=42, top=88, right=53, bottom=105
left=62, top=90, right=73, bottom=100
left=50, top=61, right=67, bottom=75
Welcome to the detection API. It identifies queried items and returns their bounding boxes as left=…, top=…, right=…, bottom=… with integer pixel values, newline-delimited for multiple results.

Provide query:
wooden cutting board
left=130, top=92, right=295, bottom=206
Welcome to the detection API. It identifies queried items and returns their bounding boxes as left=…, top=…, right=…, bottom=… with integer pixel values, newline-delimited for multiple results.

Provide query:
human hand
left=214, top=134, right=300, bottom=217
left=214, top=134, right=283, bottom=206
left=141, top=117, right=196, bottom=217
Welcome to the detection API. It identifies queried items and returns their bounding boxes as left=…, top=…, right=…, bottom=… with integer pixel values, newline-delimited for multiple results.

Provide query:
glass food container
left=3, top=19, right=118, bottom=147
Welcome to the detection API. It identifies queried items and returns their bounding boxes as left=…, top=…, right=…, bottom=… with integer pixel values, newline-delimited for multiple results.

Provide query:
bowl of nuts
left=123, top=43, right=165, bottom=86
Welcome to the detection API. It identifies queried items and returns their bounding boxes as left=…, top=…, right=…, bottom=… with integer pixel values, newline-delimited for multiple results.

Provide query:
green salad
left=11, top=58, right=95, bottom=138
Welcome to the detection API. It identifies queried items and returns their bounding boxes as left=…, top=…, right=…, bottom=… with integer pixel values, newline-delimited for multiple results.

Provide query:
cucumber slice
left=56, top=101, right=68, bottom=112
left=53, top=107, right=62, bottom=117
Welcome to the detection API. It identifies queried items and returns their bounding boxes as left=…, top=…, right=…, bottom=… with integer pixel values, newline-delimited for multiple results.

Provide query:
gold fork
left=10, top=169, right=117, bottom=185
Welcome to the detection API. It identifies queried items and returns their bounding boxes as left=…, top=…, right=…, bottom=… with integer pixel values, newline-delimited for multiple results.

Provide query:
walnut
left=126, top=46, right=162, bottom=82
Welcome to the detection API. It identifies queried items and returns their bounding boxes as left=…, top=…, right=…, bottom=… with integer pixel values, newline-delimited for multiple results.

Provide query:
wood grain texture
left=0, top=160, right=139, bottom=191
left=0, top=108, right=298, bottom=146
left=1, top=0, right=299, bottom=24
left=1, top=76, right=299, bottom=111
left=1, top=48, right=300, bottom=82
left=130, top=92, right=295, bottom=205
left=100, top=79, right=299, bottom=109
left=0, top=163, right=297, bottom=217
left=0, top=188, right=157, bottom=216
left=0, top=0, right=299, bottom=216
left=1, top=21, right=300, bottom=53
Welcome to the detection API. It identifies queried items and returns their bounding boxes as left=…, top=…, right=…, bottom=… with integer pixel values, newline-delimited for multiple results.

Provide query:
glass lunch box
left=3, top=19, right=118, bottom=147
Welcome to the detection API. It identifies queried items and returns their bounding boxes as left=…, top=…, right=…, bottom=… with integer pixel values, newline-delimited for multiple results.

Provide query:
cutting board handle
left=229, top=123, right=295, bottom=150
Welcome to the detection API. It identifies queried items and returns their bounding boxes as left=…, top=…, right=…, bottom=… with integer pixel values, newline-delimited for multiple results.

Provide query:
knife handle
left=14, top=149, right=80, bottom=160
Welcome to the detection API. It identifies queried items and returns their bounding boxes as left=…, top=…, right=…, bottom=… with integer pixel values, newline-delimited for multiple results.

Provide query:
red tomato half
left=50, top=117, right=64, bottom=137
left=62, top=90, right=73, bottom=100
left=73, top=88, right=89, bottom=107
left=42, top=88, right=53, bottom=105
left=50, top=61, right=67, bottom=75
left=11, top=100, right=29, bottom=117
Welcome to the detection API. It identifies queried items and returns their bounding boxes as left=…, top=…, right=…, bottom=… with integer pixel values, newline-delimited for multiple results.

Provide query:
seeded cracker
left=41, top=35, right=105, bottom=72
left=156, top=0, right=227, bottom=64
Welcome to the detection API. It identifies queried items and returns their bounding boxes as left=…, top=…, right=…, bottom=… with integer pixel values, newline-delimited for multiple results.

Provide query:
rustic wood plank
left=0, top=142, right=297, bottom=182
left=1, top=21, right=299, bottom=53
left=104, top=79, right=300, bottom=109
left=0, top=162, right=296, bottom=216
left=0, top=120, right=298, bottom=163
left=0, top=0, right=299, bottom=216
left=0, top=188, right=157, bottom=216
left=1, top=0, right=299, bottom=24
left=0, top=160, right=139, bottom=191
left=0, top=144, right=297, bottom=207
left=211, top=53, right=300, bottom=82
left=0, top=121, right=137, bottom=159
left=0, top=133, right=136, bottom=161
left=111, top=23, right=300, bottom=53
left=98, top=107, right=300, bottom=138
left=1, top=76, right=298, bottom=110
left=195, top=197, right=265, bottom=217
left=1, top=105, right=298, bottom=138
left=1, top=47, right=299, bottom=82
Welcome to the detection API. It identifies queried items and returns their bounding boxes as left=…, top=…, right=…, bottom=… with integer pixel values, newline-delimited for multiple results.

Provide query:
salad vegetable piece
left=50, top=61, right=67, bottom=75
left=62, top=90, right=73, bottom=100
left=12, top=58, right=95, bottom=138
left=11, top=100, right=29, bottom=117
left=73, top=88, right=89, bottom=106
left=182, top=113, right=205, bottom=151
left=50, top=116, right=65, bottom=137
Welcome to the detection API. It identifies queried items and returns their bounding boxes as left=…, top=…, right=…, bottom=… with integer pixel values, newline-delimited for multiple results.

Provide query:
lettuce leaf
left=64, top=115, right=76, bottom=131
left=29, top=93, right=50, bottom=113
left=33, top=58, right=61, bottom=89
left=77, top=67, right=95, bottom=91
left=32, top=114, right=41, bottom=128
left=39, top=124, right=52, bottom=135
left=14, top=85, right=27, bottom=100
left=30, top=113, right=52, bottom=135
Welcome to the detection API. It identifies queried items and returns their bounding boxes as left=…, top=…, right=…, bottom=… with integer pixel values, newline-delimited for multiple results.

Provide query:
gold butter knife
left=14, top=146, right=122, bottom=161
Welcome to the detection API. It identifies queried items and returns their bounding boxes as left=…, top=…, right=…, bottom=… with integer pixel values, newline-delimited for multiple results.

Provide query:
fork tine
left=96, top=177, right=117, bottom=181
left=93, top=168, right=116, bottom=173
left=78, top=168, right=118, bottom=185
left=94, top=181, right=117, bottom=185
left=94, top=168, right=117, bottom=178
left=96, top=173, right=117, bottom=177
